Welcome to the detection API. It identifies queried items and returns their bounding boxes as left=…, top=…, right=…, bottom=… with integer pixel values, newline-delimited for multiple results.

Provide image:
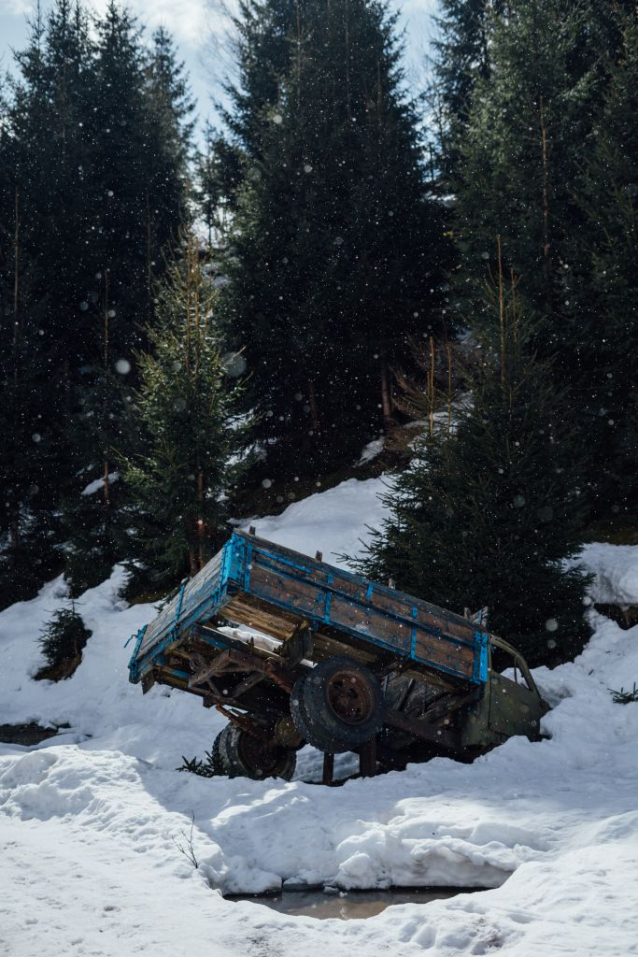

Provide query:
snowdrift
left=1, top=476, right=637, bottom=956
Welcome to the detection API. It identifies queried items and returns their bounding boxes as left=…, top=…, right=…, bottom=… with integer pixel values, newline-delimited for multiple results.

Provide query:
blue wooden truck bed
left=128, top=531, right=489, bottom=692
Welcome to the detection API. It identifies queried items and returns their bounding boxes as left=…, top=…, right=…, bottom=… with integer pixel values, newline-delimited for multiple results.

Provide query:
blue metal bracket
left=244, top=539, right=253, bottom=590
left=472, top=631, right=490, bottom=684
left=173, top=582, right=186, bottom=629
left=324, top=573, right=333, bottom=623
left=127, top=625, right=147, bottom=681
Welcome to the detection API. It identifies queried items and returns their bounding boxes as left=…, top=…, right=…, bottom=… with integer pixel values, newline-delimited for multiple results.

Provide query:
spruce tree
left=432, top=0, right=500, bottom=183
left=0, top=2, right=89, bottom=606
left=0, top=1, right=194, bottom=605
left=37, top=602, right=92, bottom=679
left=561, top=16, right=638, bottom=517
left=121, top=235, right=249, bottom=587
left=60, top=9, right=195, bottom=592
left=359, top=256, right=590, bottom=666
left=218, top=0, right=447, bottom=477
left=446, top=0, right=636, bottom=516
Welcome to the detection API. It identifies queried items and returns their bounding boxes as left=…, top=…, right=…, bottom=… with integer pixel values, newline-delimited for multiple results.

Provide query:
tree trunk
left=9, top=516, right=19, bottom=553
left=13, top=188, right=20, bottom=388
left=538, top=94, right=552, bottom=309
left=188, top=548, right=198, bottom=577
left=308, top=379, right=321, bottom=433
left=197, top=469, right=205, bottom=570
left=380, top=360, right=394, bottom=430
left=103, top=270, right=110, bottom=509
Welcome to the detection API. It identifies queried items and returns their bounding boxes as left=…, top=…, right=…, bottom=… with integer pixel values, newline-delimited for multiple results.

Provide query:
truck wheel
left=290, top=656, right=385, bottom=754
left=213, top=724, right=296, bottom=781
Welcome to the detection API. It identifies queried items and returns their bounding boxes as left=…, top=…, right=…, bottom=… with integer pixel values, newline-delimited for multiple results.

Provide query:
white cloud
left=0, top=0, right=34, bottom=15
left=89, top=0, right=231, bottom=50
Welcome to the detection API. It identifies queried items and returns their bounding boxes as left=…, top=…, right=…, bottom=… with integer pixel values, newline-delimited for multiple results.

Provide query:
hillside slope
left=1, top=476, right=637, bottom=957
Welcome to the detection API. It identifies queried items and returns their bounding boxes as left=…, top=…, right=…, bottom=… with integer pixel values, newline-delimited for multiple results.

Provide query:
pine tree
left=218, top=0, right=448, bottom=477
left=194, top=122, right=243, bottom=243
left=432, top=0, right=501, bottom=183
left=0, top=1, right=194, bottom=605
left=221, top=0, right=299, bottom=161
left=561, top=15, right=638, bottom=517
left=121, top=235, right=249, bottom=587
left=445, top=0, right=636, bottom=517
left=0, top=1, right=90, bottom=607
left=143, top=26, right=195, bottom=303
left=36, top=601, right=92, bottom=679
left=60, top=9, right=195, bottom=592
left=358, top=254, right=590, bottom=666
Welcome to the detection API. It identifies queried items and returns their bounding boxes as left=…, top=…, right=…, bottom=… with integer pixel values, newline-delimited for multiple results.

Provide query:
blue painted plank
left=128, top=531, right=489, bottom=686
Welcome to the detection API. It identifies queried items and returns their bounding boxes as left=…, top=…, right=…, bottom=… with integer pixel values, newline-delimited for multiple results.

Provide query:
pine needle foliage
left=37, top=602, right=92, bottom=676
left=357, top=259, right=590, bottom=666
left=177, top=751, right=221, bottom=777
left=217, top=0, right=448, bottom=476
left=121, top=235, right=250, bottom=586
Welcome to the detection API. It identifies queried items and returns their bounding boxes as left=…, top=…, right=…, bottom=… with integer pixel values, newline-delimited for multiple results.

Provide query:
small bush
left=609, top=683, right=638, bottom=705
left=36, top=604, right=92, bottom=681
left=177, top=750, right=220, bottom=778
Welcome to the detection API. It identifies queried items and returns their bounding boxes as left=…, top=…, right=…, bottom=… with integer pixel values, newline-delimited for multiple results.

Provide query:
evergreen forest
left=1, top=0, right=636, bottom=668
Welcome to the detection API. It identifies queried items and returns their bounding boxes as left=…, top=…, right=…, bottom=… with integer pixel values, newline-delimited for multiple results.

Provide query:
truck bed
left=128, top=531, right=490, bottom=690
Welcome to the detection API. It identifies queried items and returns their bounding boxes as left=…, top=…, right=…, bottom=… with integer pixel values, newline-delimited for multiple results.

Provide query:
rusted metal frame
left=263, top=659, right=297, bottom=692
left=215, top=703, right=270, bottom=742
left=188, top=650, right=235, bottom=688
left=211, top=639, right=303, bottom=692
left=419, top=686, right=483, bottom=727
left=322, top=752, right=335, bottom=786
left=393, top=677, right=416, bottom=713
left=193, top=630, right=301, bottom=695
left=231, top=672, right=266, bottom=699
left=384, top=707, right=460, bottom=751
left=359, top=736, right=377, bottom=777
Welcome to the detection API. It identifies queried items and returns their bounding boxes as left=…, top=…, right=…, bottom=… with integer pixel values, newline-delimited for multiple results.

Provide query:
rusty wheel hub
left=326, top=670, right=375, bottom=726
left=238, top=732, right=283, bottom=775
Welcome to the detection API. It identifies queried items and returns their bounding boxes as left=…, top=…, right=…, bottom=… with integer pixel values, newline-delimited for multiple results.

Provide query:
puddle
left=227, top=886, right=481, bottom=920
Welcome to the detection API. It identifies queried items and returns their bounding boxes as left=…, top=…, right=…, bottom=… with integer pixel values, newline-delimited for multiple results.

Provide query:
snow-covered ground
left=1, top=476, right=637, bottom=957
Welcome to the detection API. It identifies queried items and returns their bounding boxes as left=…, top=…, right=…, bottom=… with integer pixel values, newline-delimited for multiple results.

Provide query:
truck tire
left=290, top=656, right=385, bottom=754
left=213, top=724, right=296, bottom=781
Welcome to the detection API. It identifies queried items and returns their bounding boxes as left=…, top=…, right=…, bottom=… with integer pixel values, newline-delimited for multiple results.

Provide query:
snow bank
left=238, top=476, right=390, bottom=565
left=578, top=542, right=638, bottom=605
left=1, top=475, right=638, bottom=956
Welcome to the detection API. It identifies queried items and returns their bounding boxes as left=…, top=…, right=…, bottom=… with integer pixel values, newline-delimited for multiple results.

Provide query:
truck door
left=488, top=649, right=543, bottom=740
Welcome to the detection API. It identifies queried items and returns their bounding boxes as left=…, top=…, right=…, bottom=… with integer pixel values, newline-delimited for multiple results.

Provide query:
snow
left=1, top=476, right=638, bottom=956
left=578, top=542, right=638, bottom=605
left=81, top=472, right=120, bottom=496
left=238, top=476, right=390, bottom=566
left=357, top=437, right=384, bottom=465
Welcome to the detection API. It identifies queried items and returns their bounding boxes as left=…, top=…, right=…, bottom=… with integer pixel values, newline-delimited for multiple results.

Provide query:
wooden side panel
left=235, top=543, right=478, bottom=683
left=414, top=633, right=474, bottom=679
left=246, top=564, right=325, bottom=619
left=132, top=530, right=487, bottom=688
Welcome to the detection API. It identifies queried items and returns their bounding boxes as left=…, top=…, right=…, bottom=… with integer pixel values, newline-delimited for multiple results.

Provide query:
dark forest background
left=1, top=0, right=636, bottom=666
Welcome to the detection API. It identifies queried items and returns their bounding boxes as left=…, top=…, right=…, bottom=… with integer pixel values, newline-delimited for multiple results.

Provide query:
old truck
left=127, top=530, right=548, bottom=782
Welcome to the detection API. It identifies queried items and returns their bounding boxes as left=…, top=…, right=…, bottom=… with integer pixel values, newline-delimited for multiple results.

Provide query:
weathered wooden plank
left=131, top=530, right=490, bottom=692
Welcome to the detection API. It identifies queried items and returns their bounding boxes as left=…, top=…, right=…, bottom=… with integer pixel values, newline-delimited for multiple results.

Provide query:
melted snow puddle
left=228, top=886, right=481, bottom=920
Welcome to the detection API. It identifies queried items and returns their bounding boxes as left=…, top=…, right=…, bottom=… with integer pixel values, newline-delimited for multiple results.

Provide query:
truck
left=127, top=530, right=548, bottom=782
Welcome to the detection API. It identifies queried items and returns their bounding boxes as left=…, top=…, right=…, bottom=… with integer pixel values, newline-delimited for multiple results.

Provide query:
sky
left=0, top=0, right=439, bottom=137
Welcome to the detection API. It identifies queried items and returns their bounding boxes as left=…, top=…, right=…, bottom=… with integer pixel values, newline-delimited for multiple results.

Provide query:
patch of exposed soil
left=0, top=722, right=70, bottom=745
